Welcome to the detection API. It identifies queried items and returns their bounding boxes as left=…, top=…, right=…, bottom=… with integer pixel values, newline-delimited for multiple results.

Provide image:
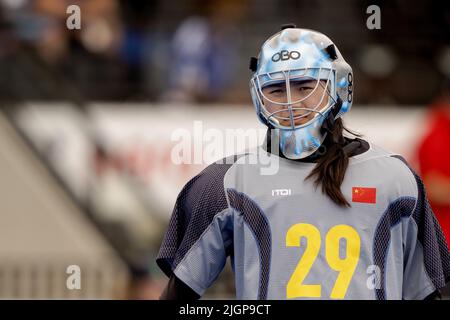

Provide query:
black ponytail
left=305, top=118, right=359, bottom=207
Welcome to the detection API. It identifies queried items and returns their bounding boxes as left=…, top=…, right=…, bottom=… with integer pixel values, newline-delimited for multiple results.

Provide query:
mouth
left=278, top=112, right=314, bottom=126
left=275, top=116, right=310, bottom=127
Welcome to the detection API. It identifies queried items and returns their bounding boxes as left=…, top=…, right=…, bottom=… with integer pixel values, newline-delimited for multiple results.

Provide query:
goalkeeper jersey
left=156, top=138, right=450, bottom=300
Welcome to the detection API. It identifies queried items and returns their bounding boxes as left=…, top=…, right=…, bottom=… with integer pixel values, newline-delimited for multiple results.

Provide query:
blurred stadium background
left=0, top=0, right=449, bottom=299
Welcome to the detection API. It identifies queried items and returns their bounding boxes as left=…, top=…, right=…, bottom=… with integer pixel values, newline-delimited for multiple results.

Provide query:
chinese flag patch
left=352, top=187, right=377, bottom=204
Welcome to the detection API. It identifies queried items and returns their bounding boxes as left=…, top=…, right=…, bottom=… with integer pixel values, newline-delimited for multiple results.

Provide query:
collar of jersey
left=261, top=129, right=370, bottom=163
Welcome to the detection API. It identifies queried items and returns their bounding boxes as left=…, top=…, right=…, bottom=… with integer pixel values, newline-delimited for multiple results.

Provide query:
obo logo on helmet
left=271, top=50, right=301, bottom=62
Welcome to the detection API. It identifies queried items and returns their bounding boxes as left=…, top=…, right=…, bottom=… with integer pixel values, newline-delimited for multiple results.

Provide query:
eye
left=298, top=86, right=314, bottom=92
left=269, top=88, right=284, bottom=94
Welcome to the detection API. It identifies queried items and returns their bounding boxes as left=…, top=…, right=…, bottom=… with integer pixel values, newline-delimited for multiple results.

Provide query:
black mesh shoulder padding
left=372, top=197, right=416, bottom=300
left=373, top=155, right=450, bottom=299
left=392, top=156, right=450, bottom=289
left=227, top=188, right=272, bottom=300
left=156, top=155, right=246, bottom=277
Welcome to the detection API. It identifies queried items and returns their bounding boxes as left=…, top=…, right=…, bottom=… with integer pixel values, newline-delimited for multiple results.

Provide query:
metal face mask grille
left=252, top=67, right=337, bottom=130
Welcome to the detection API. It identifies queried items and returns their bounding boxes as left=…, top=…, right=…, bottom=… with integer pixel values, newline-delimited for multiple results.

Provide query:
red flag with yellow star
left=352, top=187, right=376, bottom=203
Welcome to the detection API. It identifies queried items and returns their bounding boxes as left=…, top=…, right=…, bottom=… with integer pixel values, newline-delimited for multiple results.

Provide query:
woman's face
left=261, top=79, right=330, bottom=127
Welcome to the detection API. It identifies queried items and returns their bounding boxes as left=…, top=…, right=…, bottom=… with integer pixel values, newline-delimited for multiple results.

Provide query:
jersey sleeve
left=156, top=161, right=235, bottom=296
left=402, top=168, right=450, bottom=299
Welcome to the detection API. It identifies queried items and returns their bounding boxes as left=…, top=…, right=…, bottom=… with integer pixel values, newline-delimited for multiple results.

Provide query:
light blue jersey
left=157, top=139, right=450, bottom=300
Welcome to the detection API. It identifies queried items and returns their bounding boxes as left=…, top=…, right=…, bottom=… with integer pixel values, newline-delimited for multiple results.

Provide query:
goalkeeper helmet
left=250, top=25, right=353, bottom=159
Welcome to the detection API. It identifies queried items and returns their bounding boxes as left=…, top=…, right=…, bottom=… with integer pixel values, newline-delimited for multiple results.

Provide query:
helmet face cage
left=250, top=28, right=353, bottom=130
left=251, top=67, right=336, bottom=130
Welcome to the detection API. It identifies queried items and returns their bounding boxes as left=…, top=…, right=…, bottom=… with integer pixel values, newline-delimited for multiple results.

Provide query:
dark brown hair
left=305, top=118, right=359, bottom=207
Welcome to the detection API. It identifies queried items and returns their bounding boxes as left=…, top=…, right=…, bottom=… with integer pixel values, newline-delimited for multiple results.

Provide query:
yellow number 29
left=286, top=223, right=361, bottom=299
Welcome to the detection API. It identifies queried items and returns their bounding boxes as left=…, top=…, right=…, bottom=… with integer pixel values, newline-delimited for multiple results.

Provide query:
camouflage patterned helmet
left=250, top=26, right=353, bottom=130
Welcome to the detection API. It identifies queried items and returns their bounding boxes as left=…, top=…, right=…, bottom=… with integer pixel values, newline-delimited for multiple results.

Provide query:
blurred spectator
left=0, top=0, right=132, bottom=101
left=416, top=80, right=450, bottom=243
left=117, top=0, right=158, bottom=99
left=0, top=0, right=448, bottom=105
left=161, top=0, right=246, bottom=103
